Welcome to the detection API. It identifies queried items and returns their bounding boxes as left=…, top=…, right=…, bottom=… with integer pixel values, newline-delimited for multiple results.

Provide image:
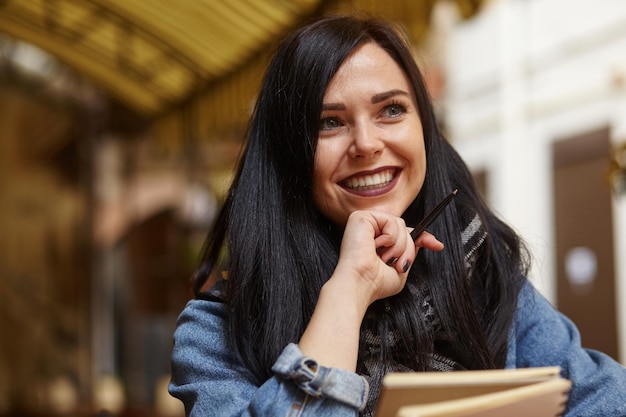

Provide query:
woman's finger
left=414, top=231, right=445, bottom=252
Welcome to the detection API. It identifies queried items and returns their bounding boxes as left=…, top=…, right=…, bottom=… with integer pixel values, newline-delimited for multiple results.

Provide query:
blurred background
left=1, top=0, right=625, bottom=415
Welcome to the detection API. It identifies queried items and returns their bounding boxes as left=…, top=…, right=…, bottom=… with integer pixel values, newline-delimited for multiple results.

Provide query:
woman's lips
left=341, top=168, right=398, bottom=194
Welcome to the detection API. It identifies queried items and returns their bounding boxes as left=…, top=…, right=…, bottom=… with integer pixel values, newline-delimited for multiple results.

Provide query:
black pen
left=410, top=189, right=458, bottom=241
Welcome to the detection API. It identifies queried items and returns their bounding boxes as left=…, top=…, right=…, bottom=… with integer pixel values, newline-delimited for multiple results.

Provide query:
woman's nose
left=349, top=121, right=383, bottom=159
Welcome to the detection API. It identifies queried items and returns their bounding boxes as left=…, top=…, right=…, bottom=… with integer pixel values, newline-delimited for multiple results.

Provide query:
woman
left=169, top=15, right=626, bottom=416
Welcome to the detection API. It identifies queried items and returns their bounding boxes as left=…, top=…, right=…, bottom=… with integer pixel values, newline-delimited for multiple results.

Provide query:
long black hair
left=194, top=15, right=528, bottom=383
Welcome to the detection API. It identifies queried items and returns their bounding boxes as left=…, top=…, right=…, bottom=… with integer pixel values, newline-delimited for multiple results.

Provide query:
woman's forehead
left=322, top=43, right=413, bottom=102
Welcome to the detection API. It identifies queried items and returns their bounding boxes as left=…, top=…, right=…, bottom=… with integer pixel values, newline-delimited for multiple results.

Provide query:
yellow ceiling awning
left=0, top=0, right=322, bottom=116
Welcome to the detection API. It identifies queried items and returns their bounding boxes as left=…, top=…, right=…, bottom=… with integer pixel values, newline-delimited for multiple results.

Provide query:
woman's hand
left=334, top=210, right=444, bottom=304
left=298, top=210, right=443, bottom=372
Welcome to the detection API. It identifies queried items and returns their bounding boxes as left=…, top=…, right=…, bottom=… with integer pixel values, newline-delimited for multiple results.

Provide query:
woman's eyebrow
left=321, top=89, right=410, bottom=110
left=321, top=102, right=346, bottom=111
left=371, top=89, right=410, bottom=104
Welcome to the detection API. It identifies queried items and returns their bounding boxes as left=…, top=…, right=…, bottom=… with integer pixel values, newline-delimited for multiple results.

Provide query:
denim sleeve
left=168, top=299, right=368, bottom=417
left=506, top=282, right=626, bottom=416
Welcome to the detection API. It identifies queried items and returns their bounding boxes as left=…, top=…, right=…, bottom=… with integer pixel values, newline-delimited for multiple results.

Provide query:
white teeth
left=345, top=170, right=394, bottom=190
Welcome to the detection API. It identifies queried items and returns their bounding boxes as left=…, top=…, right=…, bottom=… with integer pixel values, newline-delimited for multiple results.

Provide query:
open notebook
left=375, top=366, right=571, bottom=417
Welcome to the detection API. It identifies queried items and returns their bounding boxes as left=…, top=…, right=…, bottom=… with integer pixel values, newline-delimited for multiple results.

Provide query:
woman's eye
left=320, top=117, right=341, bottom=131
left=383, top=103, right=407, bottom=118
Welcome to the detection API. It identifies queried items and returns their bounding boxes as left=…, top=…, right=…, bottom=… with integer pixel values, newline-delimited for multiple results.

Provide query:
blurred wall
left=443, top=0, right=626, bottom=363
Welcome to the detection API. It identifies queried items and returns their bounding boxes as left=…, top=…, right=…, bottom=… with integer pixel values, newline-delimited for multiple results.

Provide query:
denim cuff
left=272, top=343, right=369, bottom=410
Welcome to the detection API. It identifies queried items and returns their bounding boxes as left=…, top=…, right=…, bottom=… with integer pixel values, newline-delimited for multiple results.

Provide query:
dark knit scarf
left=359, top=214, right=487, bottom=417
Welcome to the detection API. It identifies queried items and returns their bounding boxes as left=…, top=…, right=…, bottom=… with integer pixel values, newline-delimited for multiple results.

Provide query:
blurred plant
left=609, top=142, right=626, bottom=195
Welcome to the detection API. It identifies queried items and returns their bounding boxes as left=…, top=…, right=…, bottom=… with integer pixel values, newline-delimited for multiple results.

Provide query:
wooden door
left=552, top=127, right=618, bottom=360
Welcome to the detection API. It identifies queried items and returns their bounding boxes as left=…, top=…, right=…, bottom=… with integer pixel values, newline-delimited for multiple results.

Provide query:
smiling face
left=311, top=42, right=427, bottom=225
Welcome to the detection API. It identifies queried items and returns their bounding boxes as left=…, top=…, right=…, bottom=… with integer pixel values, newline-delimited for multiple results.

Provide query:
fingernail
left=386, top=257, right=398, bottom=266
left=402, top=260, right=411, bottom=273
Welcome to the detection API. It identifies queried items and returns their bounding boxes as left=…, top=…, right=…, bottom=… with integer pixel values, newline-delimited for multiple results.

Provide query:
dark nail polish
left=386, top=257, right=398, bottom=266
left=402, top=260, right=411, bottom=273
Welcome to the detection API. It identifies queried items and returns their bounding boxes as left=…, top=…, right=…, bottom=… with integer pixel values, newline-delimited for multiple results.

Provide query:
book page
left=375, top=367, right=566, bottom=417
left=394, top=378, right=571, bottom=417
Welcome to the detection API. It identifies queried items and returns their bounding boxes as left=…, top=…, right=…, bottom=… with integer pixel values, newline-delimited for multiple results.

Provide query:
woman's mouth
left=342, top=168, right=396, bottom=191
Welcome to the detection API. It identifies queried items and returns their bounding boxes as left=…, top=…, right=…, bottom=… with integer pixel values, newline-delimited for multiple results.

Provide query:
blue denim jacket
left=169, top=282, right=626, bottom=416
